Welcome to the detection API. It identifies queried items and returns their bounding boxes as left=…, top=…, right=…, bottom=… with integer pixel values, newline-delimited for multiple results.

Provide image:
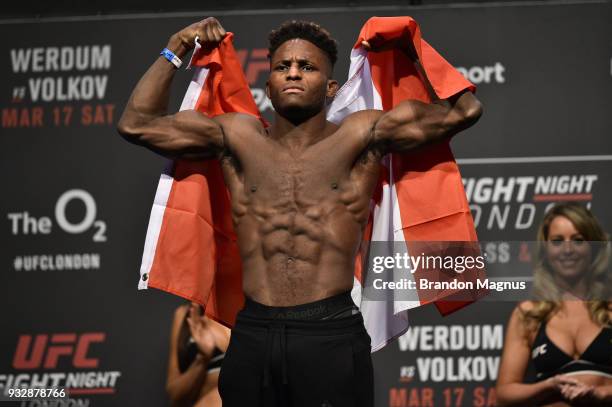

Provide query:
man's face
left=266, top=39, right=338, bottom=123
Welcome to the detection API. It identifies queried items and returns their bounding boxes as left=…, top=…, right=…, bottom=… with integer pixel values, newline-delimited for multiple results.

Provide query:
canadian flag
left=138, top=17, right=483, bottom=352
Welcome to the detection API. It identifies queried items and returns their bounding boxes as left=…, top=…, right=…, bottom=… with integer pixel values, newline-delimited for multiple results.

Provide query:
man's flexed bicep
left=363, top=27, right=483, bottom=154
left=117, top=17, right=227, bottom=160
left=119, top=109, right=225, bottom=160
left=372, top=90, right=483, bottom=154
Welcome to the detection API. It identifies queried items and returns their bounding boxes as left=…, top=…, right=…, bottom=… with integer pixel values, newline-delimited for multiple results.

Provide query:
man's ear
left=326, top=79, right=339, bottom=98
left=266, top=80, right=271, bottom=99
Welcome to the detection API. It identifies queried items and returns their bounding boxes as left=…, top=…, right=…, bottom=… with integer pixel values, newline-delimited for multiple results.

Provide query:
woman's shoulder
left=515, top=300, right=536, bottom=315
left=173, top=304, right=190, bottom=321
left=205, top=316, right=231, bottom=333
left=504, top=302, right=535, bottom=328
left=512, top=302, right=544, bottom=335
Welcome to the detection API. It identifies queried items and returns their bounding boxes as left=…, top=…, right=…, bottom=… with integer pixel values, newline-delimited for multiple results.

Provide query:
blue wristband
left=160, top=48, right=182, bottom=68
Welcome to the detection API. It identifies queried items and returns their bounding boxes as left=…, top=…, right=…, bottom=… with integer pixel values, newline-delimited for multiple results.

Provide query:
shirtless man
left=118, top=17, right=482, bottom=407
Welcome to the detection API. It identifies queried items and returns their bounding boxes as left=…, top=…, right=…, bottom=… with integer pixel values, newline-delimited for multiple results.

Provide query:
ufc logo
left=236, top=48, right=269, bottom=86
left=12, top=332, right=105, bottom=369
left=532, top=343, right=547, bottom=359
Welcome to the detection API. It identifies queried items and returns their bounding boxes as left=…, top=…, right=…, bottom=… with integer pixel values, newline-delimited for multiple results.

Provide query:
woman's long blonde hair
left=520, top=203, right=611, bottom=331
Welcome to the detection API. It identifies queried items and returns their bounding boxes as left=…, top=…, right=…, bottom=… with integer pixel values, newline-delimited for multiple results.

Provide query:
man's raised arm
left=117, top=18, right=227, bottom=160
left=363, top=34, right=483, bottom=153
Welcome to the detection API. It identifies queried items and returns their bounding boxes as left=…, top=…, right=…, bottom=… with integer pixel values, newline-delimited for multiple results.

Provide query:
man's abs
left=235, top=198, right=365, bottom=306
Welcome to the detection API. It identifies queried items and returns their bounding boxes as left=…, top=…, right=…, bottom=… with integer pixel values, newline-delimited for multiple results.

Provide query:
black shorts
left=218, top=291, right=374, bottom=407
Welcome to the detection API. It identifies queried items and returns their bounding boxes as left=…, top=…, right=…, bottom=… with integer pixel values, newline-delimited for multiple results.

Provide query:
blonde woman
left=496, top=203, right=612, bottom=406
left=166, top=303, right=231, bottom=407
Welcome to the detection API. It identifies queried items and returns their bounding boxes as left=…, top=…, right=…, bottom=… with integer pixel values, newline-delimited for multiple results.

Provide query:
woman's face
left=545, top=215, right=592, bottom=281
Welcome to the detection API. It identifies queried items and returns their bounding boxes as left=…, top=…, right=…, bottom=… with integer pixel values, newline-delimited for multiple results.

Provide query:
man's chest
left=222, top=135, right=380, bottom=202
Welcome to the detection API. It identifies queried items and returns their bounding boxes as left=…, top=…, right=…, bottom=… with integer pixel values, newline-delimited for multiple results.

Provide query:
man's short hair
left=268, top=20, right=338, bottom=67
